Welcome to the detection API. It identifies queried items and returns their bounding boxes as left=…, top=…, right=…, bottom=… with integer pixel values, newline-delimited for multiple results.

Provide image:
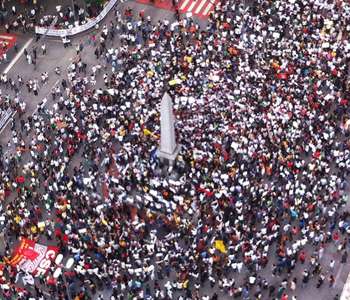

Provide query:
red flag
left=21, top=248, right=39, bottom=261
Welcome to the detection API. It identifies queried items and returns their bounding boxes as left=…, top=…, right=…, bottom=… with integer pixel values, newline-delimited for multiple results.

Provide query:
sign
left=7, top=238, right=59, bottom=277
left=35, top=0, right=118, bottom=37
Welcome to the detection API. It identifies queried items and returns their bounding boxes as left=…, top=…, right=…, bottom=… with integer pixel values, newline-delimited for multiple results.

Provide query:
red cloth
left=281, top=294, right=289, bottom=300
left=15, top=176, right=25, bottom=184
left=47, top=277, right=56, bottom=285
left=333, top=231, right=339, bottom=241
left=313, top=150, right=321, bottom=159
left=62, top=234, right=69, bottom=243
left=276, top=73, right=288, bottom=80
left=197, top=187, right=214, bottom=197
left=340, top=98, right=348, bottom=106
left=54, top=228, right=62, bottom=238
left=213, top=142, right=221, bottom=150
left=223, top=22, right=230, bottom=29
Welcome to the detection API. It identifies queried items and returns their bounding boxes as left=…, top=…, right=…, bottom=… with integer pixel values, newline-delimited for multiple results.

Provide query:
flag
left=22, top=247, right=39, bottom=261
left=214, top=240, right=227, bottom=254
left=143, top=128, right=152, bottom=136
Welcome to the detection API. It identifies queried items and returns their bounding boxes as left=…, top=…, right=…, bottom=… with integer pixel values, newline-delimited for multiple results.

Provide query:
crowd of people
left=0, top=73, right=27, bottom=130
left=1, top=0, right=108, bottom=34
left=38, top=1, right=108, bottom=30
left=0, top=1, right=42, bottom=33
left=0, top=0, right=350, bottom=299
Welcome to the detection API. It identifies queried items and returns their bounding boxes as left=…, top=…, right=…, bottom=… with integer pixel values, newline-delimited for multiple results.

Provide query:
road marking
left=195, top=0, right=207, bottom=13
left=3, top=38, right=33, bottom=74
left=187, top=0, right=197, bottom=12
left=180, top=0, right=191, bottom=10
left=203, top=3, right=213, bottom=16
left=202, top=2, right=212, bottom=15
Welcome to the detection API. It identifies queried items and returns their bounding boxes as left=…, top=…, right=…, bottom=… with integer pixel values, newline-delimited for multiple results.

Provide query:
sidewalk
left=341, top=273, right=350, bottom=300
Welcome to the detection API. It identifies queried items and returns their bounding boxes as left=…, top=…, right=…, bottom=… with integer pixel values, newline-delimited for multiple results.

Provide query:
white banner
left=35, top=0, right=118, bottom=37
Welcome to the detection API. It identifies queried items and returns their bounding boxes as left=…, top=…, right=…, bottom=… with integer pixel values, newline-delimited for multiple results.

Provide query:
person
left=62, top=36, right=71, bottom=48
left=341, top=251, right=348, bottom=263
left=281, top=293, right=289, bottom=300
left=302, top=270, right=310, bottom=288
left=33, top=47, right=37, bottom=60
left=290, top=278, right=297, bottom=291
left=298, top=251, right=306, bottom=264
left=41, top=43, right=46, bottom=55
left=55, top=67, right=60, bottom=75
left=32, top=82, right=38, bottom=95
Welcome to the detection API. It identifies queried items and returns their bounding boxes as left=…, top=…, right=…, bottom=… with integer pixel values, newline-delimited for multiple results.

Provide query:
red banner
left=7, top=238, right=59, bottom=277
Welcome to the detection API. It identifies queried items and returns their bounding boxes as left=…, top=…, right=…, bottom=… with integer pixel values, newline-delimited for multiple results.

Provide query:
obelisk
left=157, top=92, right=181, bottom=164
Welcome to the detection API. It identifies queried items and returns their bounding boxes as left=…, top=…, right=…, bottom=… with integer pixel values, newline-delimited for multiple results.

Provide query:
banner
left=8, top=238, right=59, bottom=277
left=35, top=0, right=118, bottom=37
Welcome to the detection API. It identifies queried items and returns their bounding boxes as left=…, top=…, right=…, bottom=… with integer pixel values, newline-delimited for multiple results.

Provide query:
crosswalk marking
left=180, top=0, right=191, bottom=10
left=136, top=0, right=218, bottom=19
left=178, top=0, right=217, bottom=18
left=195, top=0, right=207, bottom=14
left=202, top=2, right=213, bottom=15
left=187, top=0, right=197, bottom=12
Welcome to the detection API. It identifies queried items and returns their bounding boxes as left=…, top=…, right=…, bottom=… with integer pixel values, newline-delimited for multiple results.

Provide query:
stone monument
left=157, top=92, right=181, bottom=164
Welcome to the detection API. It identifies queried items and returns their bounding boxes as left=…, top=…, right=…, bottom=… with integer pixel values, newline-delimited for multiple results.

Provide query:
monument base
left=157, top=144, right=181, bottom=165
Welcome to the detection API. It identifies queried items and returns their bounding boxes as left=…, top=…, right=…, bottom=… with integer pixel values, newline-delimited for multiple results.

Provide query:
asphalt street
left=0, top=1, right=349, bottom=300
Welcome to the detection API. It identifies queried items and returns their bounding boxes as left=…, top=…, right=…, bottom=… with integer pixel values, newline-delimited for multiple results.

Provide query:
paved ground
left=0, top=1, right=349, bottom=300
